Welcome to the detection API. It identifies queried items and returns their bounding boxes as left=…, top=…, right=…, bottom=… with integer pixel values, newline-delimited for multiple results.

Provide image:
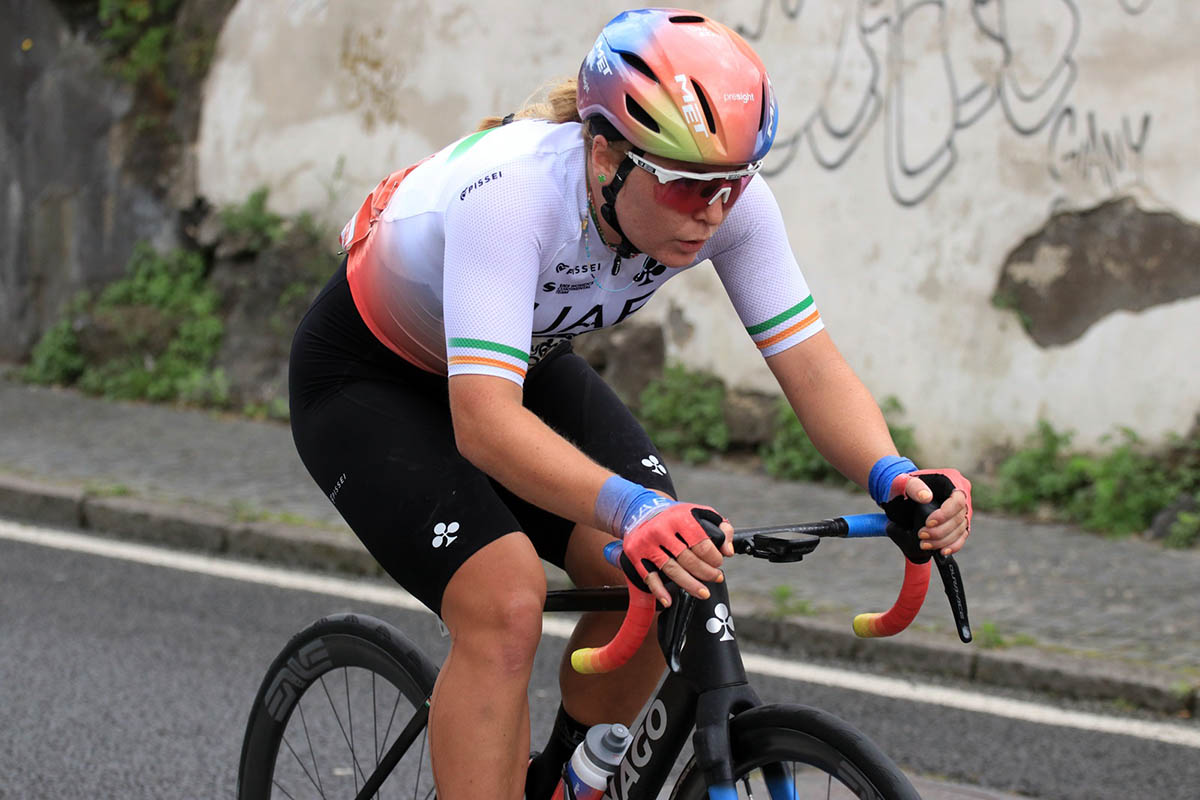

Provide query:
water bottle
left=550, top=722, right=633, bottom=800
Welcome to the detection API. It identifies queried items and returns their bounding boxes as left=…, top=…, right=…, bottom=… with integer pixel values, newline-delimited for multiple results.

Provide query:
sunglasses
left=626, top=151, right=761, bottom=215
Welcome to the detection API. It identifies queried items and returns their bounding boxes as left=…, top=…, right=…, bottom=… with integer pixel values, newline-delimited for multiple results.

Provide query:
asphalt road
left=2, top=518, right=1198, bottom=799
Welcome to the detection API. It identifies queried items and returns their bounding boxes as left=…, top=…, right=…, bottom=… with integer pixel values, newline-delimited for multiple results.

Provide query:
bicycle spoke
left=319, top=673, right=371, bottom=787
left=346, top=668, right=359, bottom=795
left=297, top=696, right=325, bottom=797
left=280, top=731, right=325, bottom=797
left=379, top=687, right=402, bottom=765
left=271, top=777, right=303, bottom=800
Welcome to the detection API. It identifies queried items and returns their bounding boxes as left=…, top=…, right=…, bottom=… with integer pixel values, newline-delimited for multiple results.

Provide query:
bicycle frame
left=546, top=578, right=760, bottom=800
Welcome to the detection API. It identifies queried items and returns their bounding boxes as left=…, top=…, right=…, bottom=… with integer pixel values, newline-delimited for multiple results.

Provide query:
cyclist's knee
left=442, top=532, right=546, bottom=672
left=447, top=587, right=544, bottom=673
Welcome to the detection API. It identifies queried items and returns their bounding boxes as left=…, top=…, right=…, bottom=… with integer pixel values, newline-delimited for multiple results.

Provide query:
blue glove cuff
left=868, top=456, right=918, bottom=505
left=595, top=476, right=673, bottom=538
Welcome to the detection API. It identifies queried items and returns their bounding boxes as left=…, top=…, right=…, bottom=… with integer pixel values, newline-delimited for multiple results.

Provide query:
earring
left=598, top=174, right=606, bottom=183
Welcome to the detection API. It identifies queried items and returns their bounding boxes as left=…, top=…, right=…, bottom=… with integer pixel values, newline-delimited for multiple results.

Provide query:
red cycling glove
left=621, top=504, right=726, bottom=585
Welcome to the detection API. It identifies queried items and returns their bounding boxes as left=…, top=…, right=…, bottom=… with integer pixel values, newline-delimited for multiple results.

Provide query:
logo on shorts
left=641, top=455, right=667, bottom=476
left=432, top=521, right=460, bottom=548
left=706, top=604, right=735, bottom=641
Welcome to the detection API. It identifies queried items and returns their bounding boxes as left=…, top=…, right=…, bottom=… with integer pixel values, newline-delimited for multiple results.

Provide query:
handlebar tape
left=852, top=557, right=931, bottom=637
left=570, top=579, right=656, bottom=674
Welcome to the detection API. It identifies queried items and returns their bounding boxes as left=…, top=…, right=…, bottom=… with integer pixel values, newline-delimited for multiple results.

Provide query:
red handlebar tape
left=570, top=579, right=657, bottom=674
left=852, top=558, right=931, bottom=637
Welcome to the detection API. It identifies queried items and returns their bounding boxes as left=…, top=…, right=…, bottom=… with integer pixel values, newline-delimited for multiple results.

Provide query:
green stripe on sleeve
left=447, top=337, right=530, bottom=362
left=745, top=296, right=815, bottom=336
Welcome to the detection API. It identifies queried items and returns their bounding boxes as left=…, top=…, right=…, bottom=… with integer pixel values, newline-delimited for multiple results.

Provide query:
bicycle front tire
left=237, top=613, right=440, bottom=800
left=669, top=704, right=921, bottom=800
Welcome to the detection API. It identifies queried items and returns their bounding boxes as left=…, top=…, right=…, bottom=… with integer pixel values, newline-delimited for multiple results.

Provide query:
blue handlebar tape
left=843, top=513, right=890, bottom=538
left=868, top=455, right=917, bottom=505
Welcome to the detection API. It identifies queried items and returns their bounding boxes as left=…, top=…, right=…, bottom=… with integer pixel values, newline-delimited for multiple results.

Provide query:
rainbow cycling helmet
left=577, top=8, right=779, bottom=166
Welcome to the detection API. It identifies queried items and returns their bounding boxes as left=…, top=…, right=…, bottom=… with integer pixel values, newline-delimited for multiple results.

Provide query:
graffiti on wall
left=734, top=0, right=1156, bottom=205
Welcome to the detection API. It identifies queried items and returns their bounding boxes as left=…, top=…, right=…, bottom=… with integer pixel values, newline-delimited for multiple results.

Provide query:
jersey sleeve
left=707, top=176, right=824, bottom=358
left=441, top=157, right=569, bottom=386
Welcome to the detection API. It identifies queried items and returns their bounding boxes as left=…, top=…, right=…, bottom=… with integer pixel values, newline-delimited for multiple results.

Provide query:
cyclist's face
left=592, top=142, right=746, bottom=268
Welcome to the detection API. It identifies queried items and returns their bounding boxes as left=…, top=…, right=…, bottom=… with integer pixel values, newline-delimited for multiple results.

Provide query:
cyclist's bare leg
left=432, top=532, right=547, bottom=800
left=558, top=523, right=666, bottom=725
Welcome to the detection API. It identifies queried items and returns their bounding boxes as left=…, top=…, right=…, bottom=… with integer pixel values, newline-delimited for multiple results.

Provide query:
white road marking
left=4, top=517, right=1198, bottom=750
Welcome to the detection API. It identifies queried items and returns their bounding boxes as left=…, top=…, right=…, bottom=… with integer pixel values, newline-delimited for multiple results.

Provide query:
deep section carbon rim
left=238, top=615, right=439, bottom=800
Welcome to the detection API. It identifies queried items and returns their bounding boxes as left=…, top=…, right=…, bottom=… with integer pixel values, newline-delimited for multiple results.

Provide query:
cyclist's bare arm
left=765, top=330, right=969, bottom=554
left=448, top=373, right=731, bottom=601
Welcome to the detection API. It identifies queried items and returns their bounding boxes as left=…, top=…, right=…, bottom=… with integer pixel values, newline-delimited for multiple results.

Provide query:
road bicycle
left=237, top=506, right=972, bottom=800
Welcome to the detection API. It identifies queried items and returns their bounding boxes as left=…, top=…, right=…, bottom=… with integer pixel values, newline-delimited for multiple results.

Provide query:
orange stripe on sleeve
left=448, top=356, right=528, bottom=378
left=755, top=310, right=822, bottom=350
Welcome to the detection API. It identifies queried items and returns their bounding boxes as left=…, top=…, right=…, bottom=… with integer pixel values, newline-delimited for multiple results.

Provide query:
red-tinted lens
left=652, top=175, right=752, bottom=214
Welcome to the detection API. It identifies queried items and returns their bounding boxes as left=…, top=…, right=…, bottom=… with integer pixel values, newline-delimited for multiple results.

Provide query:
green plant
left=974, top=621, right=1037, bottom=650
left=1165, top=506, right=1200, bottom=549
left=760, top=395, right=916, bottom=488
left=98, top=0, right=182, bottom=89
left=221, top=187, right=285, bottom=253
left=1067, top=429, right=1181, bottom=537
left=769, top=585, right=813, bottom=618
left=22, top=315, right=87, bottom=386
left=21, top=242, right=227, bottom=406
left=83, top=482, right=133, bottom=498
left=637, top=364, right=729, bottom=464
left=976, top=420, right=1200, bottom=537
left=974, top=421, right=1090, bottom=513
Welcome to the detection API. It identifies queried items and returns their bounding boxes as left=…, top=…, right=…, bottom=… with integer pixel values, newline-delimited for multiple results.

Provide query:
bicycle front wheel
left=237, top=613, right=440, bottom=800
left=670, top=704, right=921, bottom=800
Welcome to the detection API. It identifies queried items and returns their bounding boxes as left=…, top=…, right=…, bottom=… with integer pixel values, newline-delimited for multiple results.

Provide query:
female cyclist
left=288, top=8, right=972, bottom=799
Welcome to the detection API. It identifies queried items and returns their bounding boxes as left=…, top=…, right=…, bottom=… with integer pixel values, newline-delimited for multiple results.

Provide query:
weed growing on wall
left=98, top=0, right=182, bottom=92
left=22, top=242, right=228, bottom=405
left=638, top=365, right=730, bottom=464
left=975, top=420, right=1200, bottom=539
left=221, top=187, right=286, bottom=253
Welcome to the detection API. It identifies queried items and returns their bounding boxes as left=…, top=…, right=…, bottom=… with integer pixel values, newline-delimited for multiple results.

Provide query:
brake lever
left=914, top=501, right=972, bottom=643
left=933, top=551, right=971, bottom=642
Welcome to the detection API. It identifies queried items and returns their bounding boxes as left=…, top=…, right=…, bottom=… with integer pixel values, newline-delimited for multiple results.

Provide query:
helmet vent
left=617, top=51, right=660, bottom=84
left=689, top=79, right=717, bottom=134
left=757, top=81, right=766, bottom=131
left=625, top=96, right=661, bottom=133
left=669, top=15, right=706, bottom=23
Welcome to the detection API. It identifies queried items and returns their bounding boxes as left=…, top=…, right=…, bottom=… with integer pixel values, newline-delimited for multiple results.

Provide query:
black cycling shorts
left=288, top=261, right=676, bottom=616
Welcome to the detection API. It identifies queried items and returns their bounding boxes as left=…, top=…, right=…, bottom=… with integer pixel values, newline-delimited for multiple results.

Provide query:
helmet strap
left=598, top=154, right=641, bottom=268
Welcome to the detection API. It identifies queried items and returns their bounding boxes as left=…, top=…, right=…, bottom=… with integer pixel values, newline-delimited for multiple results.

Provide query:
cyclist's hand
left=892, top=469, right=972, bottom=557
left=622, top=504, right=734, bottom=607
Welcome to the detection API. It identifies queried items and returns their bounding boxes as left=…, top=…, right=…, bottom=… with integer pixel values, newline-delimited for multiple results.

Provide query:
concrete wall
left=196, top=0, right=1200, bottom=465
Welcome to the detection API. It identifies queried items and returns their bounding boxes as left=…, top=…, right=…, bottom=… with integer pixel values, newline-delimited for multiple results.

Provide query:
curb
left=1, top=473, right=1196, bottom=717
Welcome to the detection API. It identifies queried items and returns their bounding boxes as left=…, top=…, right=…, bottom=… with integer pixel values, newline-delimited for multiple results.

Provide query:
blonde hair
left=475, top=76, right=583, bottom=132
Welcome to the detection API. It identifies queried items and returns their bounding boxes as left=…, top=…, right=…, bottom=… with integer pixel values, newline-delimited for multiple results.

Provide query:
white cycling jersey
left=340, top=119, right=823, bottom=385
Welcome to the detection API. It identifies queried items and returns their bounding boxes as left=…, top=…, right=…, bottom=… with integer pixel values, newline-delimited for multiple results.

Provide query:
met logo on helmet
left=591, top=40, right=613, bottom=76
left=674, top=74, right=709, bottom=138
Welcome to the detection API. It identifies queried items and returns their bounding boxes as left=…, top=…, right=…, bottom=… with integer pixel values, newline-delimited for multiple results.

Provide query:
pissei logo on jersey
left=555, top=261, right=602, bottom=275
left=459, top=170, right=504, bottom=201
